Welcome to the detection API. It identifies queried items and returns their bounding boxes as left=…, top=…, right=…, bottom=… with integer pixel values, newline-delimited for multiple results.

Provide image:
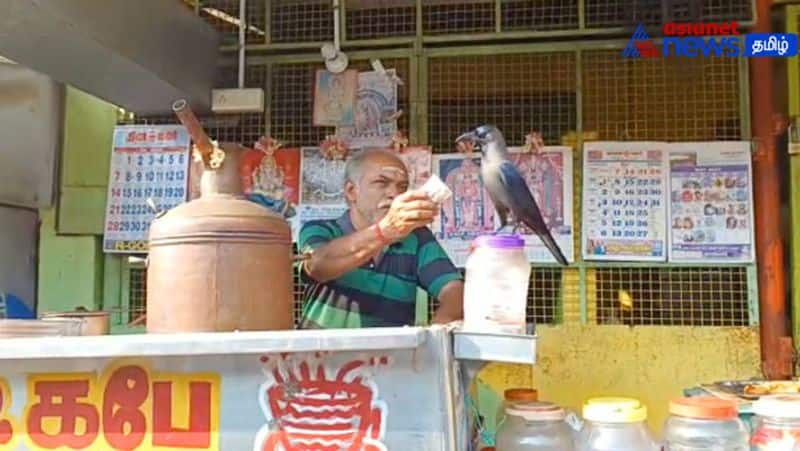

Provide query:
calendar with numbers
left=102, top=125, right=191, bottom=254
left=582, top=142, right=668, bottom=262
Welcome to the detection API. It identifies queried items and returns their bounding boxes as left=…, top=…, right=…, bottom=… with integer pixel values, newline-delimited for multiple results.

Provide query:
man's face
left=346, top=154, right=409, bottom=225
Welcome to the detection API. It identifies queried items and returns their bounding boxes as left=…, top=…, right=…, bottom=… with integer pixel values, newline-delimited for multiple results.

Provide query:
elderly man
left=298, top=148, right=464, bottom=329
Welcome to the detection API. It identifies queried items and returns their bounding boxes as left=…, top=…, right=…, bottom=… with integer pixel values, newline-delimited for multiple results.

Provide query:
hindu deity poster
left=336, top=70, right=399, bottom=148
left=297, top=147, right=350, bottom=242
left=506, top=147, right=575, bottom=263
left=239, top=144, right=300, bottom=218
left=313, top=69, right=358, bottom=127
left=432, top=153, right=496, bottom=267
left=667, top=141, right=755, bottom=263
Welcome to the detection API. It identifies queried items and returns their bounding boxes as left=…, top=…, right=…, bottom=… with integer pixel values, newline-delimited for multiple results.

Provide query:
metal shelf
left=452, top=330, right=537, bottom=365
left=0, top=326, right=427, bottom=360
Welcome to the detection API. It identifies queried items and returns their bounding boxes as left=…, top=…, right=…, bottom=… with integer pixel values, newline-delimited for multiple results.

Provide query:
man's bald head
left=344, top=148, right=408, bottom=186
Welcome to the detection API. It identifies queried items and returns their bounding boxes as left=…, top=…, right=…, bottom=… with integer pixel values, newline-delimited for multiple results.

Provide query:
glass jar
left=577, top=397, right=658, bottom=451
left=463, top=234, right=530, bottom=335
left=495, top=401, right=575, bottom=451
left=751, top=394, right=800, bottom=450
left=663, top=396, right=749, bottom=450
left=495, top=388, right=539, bottom=433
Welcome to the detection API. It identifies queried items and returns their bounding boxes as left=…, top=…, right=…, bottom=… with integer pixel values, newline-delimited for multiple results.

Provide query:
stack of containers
left=489, top=395, right=795, bottom=449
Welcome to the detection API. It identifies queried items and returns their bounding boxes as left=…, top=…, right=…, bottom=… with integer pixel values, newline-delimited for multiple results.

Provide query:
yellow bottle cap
left=583, top=397, right=648, bottom=423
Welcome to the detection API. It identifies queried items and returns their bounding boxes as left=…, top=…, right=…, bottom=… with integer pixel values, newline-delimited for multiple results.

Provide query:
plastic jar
left=495, top=401, right=575, bottom=451
left=495, top=388, right=539, bottom=432
left=463, top=234, right=530, bottom=335
left=751, top=394, right=800, bottom=450
left=663, top=397, right=749, bottom=450
left=577, top=397, right=658, bottom=451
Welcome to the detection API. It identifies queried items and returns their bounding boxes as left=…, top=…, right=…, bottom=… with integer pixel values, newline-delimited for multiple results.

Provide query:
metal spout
left=172, top=99, right=215, bottom=168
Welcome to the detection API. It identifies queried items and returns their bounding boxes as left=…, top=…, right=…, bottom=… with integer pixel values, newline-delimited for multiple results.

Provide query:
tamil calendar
left=582, top=142, right=668, bottom=262
left=102, top=125, right=191, bottom=253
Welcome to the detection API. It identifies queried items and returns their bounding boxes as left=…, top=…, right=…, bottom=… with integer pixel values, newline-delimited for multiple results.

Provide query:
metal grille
left=528, top=268, right=562, bottom=323
left=594, top=267, right=749, bottom=326
left=128, top=267, right=147, bottom=324
left=198, top=0, right=267, bottom=46
left=191, top=0, right=754, bottom=42
left=270, top=63, right=330, bottom=147
left=271, top=0, right=333, bottom=43
left=345, top=0, right=416, bottom=40
left=581, top=50, right=742, bottom=141
left=428, top=52, right=577, bottom=151
left=271, top=58, right=410, bottom=147
left=585, top=0, right=753, bottom=29
left=500, top=0, right=579, bottom=31
left=216, top=63, right=267, bottom=89
left=585, top=0, right=663, bottom=28
left=427, top=268, right=562, bottom=324
left=701, top=0, right=753, bottom=22
left=422, top=0, right=495, bottom=35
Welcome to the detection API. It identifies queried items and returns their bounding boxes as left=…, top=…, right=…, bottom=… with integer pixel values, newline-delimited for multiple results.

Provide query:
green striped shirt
left=298, top=211, right=463, bottom=329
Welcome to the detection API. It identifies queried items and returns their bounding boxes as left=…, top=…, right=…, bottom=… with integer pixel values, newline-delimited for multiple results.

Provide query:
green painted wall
left=58, top=87, right=117, bottom=234
left=37, top=208, right=104, bottom=312
left=37, top=87, right=117, bottom=314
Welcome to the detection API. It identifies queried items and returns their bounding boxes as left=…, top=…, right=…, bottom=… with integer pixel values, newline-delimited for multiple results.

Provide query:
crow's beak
left=455, top=130, right=478, bottom=144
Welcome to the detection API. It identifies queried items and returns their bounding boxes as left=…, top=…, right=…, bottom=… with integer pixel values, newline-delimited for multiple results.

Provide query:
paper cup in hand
left=420, top=174, right=452, bottom=204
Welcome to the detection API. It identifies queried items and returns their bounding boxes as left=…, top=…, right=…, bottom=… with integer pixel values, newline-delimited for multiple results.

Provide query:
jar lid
left=669, top=397, right=738, bottom=420
left=504, top=388, right=538, bottom=402
left=583, top=397, right=648, bottom=423
left=753, top=394, right=800, bottom=419
left=507, top=401, right=566, bottom=421
left=473, top=234, right=525, bottom=249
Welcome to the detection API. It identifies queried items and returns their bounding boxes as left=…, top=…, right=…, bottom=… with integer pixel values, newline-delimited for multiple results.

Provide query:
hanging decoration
left=255, top=136, right=283, bottom=156
left=390, top=130, right=409, bottom=153
left=523, top=131, right=545, bottom=154
left=320, top=135, right=350, bottom=160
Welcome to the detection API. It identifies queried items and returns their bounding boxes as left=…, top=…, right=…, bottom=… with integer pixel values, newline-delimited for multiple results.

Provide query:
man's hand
left=378, top=191, right=438, bottom=243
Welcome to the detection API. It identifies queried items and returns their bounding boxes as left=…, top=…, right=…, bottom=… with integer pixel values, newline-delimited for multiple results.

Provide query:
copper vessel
left=145, top=100, right=294, bottom=333
left=42, top=308, right=110, bottom=335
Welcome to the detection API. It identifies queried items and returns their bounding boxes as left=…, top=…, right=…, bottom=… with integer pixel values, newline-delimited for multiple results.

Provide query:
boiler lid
left=148, top=196, right=292, bottom=242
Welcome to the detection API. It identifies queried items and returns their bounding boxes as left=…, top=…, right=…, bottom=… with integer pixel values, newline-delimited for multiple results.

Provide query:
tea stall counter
left=0, top=325, right=536, bottom=450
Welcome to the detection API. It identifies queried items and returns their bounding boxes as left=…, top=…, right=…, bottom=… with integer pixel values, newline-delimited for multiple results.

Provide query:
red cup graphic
left=267, top=380, right=382, bottom=451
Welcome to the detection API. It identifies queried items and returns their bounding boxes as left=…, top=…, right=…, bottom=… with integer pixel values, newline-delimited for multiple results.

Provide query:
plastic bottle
left=495, top=388, right=539, bottom=433
left=577, top=397, right=658, bottom=451
left=463, top=234, right=530, bottom=335
left=496, top=401, right=576, bottom=451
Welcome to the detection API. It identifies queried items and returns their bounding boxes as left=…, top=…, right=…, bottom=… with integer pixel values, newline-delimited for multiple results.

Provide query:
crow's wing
left=496, top=160, right=568, bottom=265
